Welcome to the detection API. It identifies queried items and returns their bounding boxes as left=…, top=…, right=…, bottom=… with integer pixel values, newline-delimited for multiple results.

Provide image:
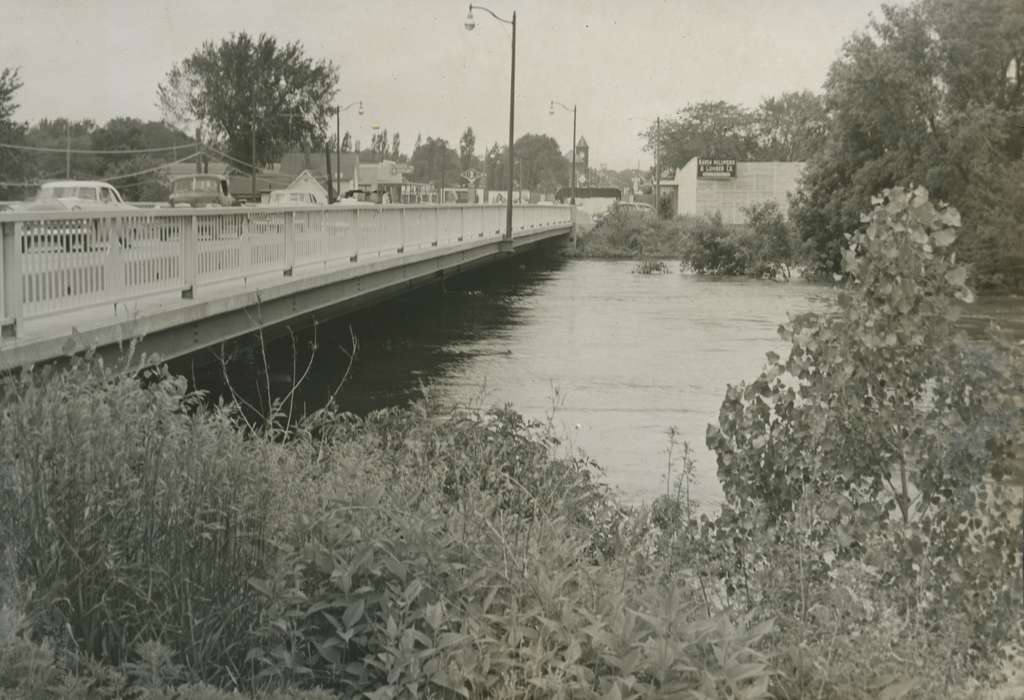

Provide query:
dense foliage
left=789, top=0, right=1024, bottom=289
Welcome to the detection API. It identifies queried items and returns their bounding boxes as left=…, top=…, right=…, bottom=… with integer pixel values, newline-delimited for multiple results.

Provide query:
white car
left=266, top=189, right=327, bottom=206
left=15, top=180, right=134, bottom=212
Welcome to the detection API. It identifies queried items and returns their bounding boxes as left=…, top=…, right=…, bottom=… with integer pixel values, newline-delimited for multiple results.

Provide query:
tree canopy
left=0, top=67, right=30, bottom=199
left=644, top=93, right=828, bottom=172
left=157, top=32, right=338, bottom=170
left=789, top=0, right=1024, bottom=285
left=410, top=136, right=459, bottom=186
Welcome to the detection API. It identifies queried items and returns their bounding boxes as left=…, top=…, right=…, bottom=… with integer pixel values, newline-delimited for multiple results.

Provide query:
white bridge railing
left=0, top=204, right=573, bottom=338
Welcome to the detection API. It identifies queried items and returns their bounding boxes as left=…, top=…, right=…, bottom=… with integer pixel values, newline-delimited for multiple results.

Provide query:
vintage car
left=11, top=180, right=134, bottom=212
left=266, top=189, right=327, bottom=206
left=168, top=174, right=235, bottom=208
left=7, top=180, right=135, bottom=252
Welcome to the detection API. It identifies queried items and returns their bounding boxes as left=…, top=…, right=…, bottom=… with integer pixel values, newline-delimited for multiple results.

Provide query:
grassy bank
left=2, top=187, right=1023, bottom=699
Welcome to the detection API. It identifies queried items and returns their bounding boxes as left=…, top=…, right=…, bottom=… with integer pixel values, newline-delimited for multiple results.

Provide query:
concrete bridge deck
left=0, top=203, right=573, bottom=370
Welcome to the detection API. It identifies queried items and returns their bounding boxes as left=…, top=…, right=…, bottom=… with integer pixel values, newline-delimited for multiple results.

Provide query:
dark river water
left=176, top=252, right=1024, bottom=509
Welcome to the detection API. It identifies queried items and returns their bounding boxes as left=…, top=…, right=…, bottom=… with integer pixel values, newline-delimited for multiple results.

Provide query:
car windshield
left=37, top=186, right=97, bottom=200
left=174, top=177, right=219, bottom=193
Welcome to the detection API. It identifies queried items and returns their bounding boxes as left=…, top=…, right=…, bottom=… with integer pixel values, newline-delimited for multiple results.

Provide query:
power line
left=103, top=152, right=201, bottom=181
left=0, top=141, right=199, bottom=155
left=0, top=152, right=199, bottom=187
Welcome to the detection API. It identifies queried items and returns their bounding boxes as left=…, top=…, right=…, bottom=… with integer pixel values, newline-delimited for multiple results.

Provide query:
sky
left=1, top=0, right=902, bottom=171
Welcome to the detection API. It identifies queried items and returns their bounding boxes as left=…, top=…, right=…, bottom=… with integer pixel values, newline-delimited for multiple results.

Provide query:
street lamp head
left=464, top=6, right=476, bottom=30
left=357, top=101, right=364, bottom=116
left=548, top=101, right=555, bottom=116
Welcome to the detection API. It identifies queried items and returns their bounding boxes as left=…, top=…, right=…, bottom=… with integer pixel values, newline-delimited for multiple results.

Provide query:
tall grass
left=1, top=356, right=300, bottom=682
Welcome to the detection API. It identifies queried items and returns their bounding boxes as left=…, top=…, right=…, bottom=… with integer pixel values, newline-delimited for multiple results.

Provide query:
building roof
left=576, top=136, right=589, bottom=150
left=280, top=151, right=360, bottom=182
left=164, top=161, right=228, bottom=178
left=287, top=170, right=328, bottom=198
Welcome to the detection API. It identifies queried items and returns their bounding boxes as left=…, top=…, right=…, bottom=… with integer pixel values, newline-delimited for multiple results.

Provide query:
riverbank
left=0, top=357, right=1017, bottom=699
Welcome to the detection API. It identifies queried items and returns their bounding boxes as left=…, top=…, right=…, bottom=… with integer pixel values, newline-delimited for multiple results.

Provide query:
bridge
left=0, top=203, right=574, bottom=371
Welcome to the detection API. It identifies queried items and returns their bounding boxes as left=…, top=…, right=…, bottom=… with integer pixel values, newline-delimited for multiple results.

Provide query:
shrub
left=677, top=213, right=750, bottom=275
left=245, top=404, right=775, bottom=698
left=578, top=209, right=685, bottom=258
left=704, top=186, right=1024, bottom=690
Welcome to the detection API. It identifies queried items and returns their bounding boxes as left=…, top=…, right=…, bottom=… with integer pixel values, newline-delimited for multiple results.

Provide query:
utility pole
left=65, top=123, right=70, bottom=178
left=251, top=122, right=257, bottom=201
left=654, top=117, right=661, bottom=218
left=335, top=108, right=341, bottom=202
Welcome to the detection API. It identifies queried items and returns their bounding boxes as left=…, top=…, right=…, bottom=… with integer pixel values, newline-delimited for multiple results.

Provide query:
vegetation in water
left=581, top=202, right=799, bottom=280
left=1, top=186, right=1022, bottom=698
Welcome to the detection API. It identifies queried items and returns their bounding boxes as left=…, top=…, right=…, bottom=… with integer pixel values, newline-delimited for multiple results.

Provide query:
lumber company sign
left=697, top=158, right=737, bottom=179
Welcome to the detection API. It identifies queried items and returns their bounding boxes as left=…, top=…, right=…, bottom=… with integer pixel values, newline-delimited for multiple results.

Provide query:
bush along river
left=175, top=249, right=1024, bottom=508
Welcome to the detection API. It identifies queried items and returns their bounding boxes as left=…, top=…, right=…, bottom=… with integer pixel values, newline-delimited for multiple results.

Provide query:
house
left=284, top=169, right=329, bottom=202
left=671, top=157, right=805, bottom=224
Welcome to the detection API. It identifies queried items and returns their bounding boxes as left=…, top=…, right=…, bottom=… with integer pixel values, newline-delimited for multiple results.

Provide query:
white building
left=671, top=157, right=805, bottom=224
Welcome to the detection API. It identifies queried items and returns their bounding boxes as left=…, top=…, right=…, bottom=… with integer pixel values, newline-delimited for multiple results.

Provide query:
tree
left=390, top=132, right=401, bottom=162
left=753, top=91, right=828, bottom=161
left=790, top=0, right=1024, bottom=285
left=341, top=131, right=352, bottom=153
left=24, top=118, right=100, bottom=181
left=0, top=67, right=31, bottom=199
left=459, top=126, right=476, bottom=172
left=484, top=142, right=502, bottom=191
left=89, top=118, right=194, bottom=201
left=410, top=136, right=459, bottom=187
left=645, top=101, right=758, bottom=170
left=510, top=133, right=568, bottom=192
left=157, top=32, right=338, bottom=170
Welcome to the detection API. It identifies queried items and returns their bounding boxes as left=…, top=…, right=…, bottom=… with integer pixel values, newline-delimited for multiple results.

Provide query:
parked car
left=266, top=189, right=327, bottom=206
left=333, top=190, right=378, bottom=208
left=169, top=174, right=235, bottom=208
left=8, top=180, right=135, bottom=252
left=594, top=200, right=655, bottom=224
left=11, top=180, right=134, bottom=212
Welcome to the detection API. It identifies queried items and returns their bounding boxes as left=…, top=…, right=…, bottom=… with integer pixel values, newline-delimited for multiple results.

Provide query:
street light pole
left=549, top=100, right=576, bottom=205
left=251, top=121, right=257, bottom=201
left=334, top=101, right=363, bottom=202
left=465, top=4, right=516, bottom=240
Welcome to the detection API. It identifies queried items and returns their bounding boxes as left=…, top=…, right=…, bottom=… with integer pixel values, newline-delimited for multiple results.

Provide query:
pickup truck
left=169, top=174, right=235, bottom=208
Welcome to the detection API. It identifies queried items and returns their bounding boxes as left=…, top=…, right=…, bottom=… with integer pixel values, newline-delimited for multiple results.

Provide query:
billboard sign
left=697, top=158, right=737, bottom=179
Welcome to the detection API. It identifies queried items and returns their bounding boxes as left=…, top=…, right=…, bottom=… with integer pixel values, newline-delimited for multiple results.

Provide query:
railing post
left=398, top=208, right=406, bottom=254
left=181, top=215, right=197, bottom=299
left=104, top=219, right=126, bottom=309
left=433, top=206, right=440, bottom=247
left=1, top=222, right=23, bottom=338
left=350, top=209, right=360, bottom=262
left=283, top=212, right=295, bottom=277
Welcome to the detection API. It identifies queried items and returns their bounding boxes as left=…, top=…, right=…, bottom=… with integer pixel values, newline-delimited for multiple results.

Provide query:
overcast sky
left=3, top=0, right=901, bottom=170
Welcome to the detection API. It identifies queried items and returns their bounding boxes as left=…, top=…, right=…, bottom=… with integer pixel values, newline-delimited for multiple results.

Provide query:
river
left=178, top=252, right=1023, bottom=509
